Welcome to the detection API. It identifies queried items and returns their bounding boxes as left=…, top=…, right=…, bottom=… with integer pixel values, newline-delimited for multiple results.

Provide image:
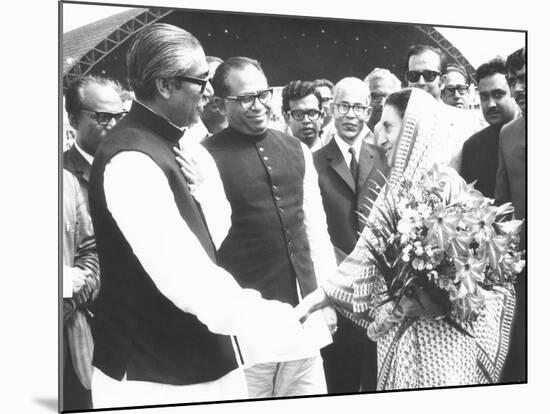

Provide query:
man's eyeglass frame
left=288, top=109, right=323, bottom=121
left=224, top=88, right=274, bottom=110
left=174, top=75, right=209, bottom=94
left=334, top=102, right=369, bottom=117
left=442, top=85, right=469, bottom=97
left=80, top=109, right=128, bottom=126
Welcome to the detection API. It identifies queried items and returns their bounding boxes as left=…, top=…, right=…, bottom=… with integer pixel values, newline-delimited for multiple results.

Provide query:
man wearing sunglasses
left=282, top=80, right=324, bottom=151
left=406, top=44, right=484, bottom=172
left=441, top=65, right=471, bottom=109
left=88, top=25, right=321, bottom=408
left=313, top=77, right=388, bottom=394
left=204, top=57, right=337, bottom=398
left=62, top=75, right=124, bottom=411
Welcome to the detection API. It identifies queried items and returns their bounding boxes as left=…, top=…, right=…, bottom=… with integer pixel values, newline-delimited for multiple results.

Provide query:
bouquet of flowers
left=361, top=164, right=525, bottom=330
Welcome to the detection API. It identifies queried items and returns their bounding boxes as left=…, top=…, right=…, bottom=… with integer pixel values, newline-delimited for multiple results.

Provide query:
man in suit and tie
left=62, top=75, right=125, bottom=410
left=496, top=46, right=526, bottom=384
left=313, top=77, right=388, bottom=393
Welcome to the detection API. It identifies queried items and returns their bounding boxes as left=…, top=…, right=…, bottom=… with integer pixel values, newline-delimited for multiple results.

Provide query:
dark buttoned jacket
left=313, top=138, right=388, bottom=257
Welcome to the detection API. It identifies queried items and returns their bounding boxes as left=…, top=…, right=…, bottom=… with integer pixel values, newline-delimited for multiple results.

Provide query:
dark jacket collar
left=129, top=100, right=185, bottom=144
left=63, top=144, right=91, bottom=183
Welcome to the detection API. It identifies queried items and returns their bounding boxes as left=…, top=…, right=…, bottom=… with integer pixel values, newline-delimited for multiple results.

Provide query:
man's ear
left=329, top=102, right=336, bottom=118
left=283, top=111, right=290, bottom=125
left=155, top=78, right=172, bottom=100
left=68, top=113, right=80, bottom=131
left=439, top=74, right=447, bottom=89
left=364, top=106, right=373, bottom=122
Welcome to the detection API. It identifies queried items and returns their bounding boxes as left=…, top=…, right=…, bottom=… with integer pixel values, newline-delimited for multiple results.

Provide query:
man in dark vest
left=204, top=57, right=338, bottom=398
left=88, top=24, right=313, bottom=409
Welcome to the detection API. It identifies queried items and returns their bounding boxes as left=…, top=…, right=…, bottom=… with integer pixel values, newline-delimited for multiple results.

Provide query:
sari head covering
left=323, top=88, right=515, bottom=389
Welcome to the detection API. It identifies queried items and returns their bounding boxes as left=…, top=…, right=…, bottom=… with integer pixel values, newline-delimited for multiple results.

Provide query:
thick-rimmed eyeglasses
left=406, top=70, right=441, bottom=83
left=224, top=88, right=273, bottom=110
left=81, top=110, right=127, bottom=126
left=442, top=85, right=469, bottom=97
left=174, top=75, right=209, bottom=94
left=288, top=109, right=323, bottom=121
left=335, top=102, right=368, bottom=117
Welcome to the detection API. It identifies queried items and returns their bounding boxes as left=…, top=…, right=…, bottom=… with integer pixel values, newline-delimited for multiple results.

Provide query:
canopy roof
left=62, top=7, right=476, bottom=91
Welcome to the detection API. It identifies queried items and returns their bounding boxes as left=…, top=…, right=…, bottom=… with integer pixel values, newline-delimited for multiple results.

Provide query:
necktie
left=349, top=147, right=358, bottom=183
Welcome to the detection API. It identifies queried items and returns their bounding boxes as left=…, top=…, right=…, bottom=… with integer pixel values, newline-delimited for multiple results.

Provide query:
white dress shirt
left=74, top=141, right=94, bottom=165
left=334, top=133, right=363, bottom=168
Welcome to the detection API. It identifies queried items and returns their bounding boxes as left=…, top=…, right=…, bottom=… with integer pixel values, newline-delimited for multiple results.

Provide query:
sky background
left=62, top=3, right=525, bottom=70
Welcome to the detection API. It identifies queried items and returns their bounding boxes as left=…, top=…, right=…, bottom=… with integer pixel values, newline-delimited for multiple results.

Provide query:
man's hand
left=72, top=272, right=92, bottom=306
left=294, top=288, right=330, bottom=323
left=173, top=146, right=205, bottom=194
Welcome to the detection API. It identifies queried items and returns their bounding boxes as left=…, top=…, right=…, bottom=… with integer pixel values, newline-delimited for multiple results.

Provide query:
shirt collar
left=334, top=131, right=363, bottom=160
left=74, top=141, right=94, bottom=165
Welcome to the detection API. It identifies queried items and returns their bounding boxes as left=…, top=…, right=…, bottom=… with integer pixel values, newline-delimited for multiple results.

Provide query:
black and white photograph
left=3, top=0, right=546, bottom=413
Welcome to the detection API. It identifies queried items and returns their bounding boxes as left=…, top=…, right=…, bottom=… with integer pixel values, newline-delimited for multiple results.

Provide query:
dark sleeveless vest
left=203, top=127, right=317, bottom=306
left=88, top=102, right=238, bottom=385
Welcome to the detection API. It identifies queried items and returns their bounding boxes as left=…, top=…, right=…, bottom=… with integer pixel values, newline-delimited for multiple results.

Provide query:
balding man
left=62, top=75, right=124, bottom=411
left=314, top=77, right=388, bottom=393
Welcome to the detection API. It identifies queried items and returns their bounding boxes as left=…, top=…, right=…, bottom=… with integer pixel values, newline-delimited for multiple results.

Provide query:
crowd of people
left=62, top=22, right=526, bottom=412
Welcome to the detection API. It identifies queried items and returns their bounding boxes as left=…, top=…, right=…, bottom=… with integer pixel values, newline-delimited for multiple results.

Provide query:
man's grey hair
left=127, top=23, right=203, bottom=101
left=364, top=68, right=402, bottom=91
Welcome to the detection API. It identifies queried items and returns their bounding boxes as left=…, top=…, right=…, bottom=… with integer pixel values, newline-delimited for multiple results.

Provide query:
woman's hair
left=384, top=88, right=413, bottom=119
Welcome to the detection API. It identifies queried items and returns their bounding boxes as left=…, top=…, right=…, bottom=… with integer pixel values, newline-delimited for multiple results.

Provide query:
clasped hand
left=173, top=146, right=206, bottom=194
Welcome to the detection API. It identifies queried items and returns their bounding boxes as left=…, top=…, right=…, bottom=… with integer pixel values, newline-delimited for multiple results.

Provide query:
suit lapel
left=357, top=141, right=376, bottom=190
left=326, top=139, right=356, bottom=192
left=67, top=145, right=92, bottom=183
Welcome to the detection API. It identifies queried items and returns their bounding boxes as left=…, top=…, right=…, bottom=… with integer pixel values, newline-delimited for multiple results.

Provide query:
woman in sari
left=297, top=88, right=516, bottom=390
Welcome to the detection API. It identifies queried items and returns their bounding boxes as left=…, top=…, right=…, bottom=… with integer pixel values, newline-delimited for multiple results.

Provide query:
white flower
left=513, top=260, right=526, bottom=273
left=425, top=245, right=433, bottom=257
left=412, top=258, right=425, bottom=270
left=397, top=218, right=414, bottom=236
